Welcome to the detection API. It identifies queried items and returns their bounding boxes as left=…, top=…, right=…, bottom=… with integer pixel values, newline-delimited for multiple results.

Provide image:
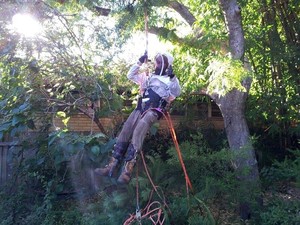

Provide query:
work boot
left=95, top=157, right=119, bottom=177
left=117, top=159, right=136, bottom=184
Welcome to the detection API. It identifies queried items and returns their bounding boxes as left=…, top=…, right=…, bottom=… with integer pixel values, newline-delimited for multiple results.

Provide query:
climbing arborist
left=95, top=52, right=181, bottom=184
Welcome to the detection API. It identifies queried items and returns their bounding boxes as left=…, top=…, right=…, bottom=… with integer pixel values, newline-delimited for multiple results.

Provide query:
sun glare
left=12, top=13, right=42, bottom=37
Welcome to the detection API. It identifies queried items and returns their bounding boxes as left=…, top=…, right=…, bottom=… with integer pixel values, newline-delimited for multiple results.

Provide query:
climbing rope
left=123, top=151, right=171, bottom=225
left=123, top=186, right=167, bottom=225
left=135, top=157, right=142, bottom=224
left=162, top=111, right=193, bottom=193
left=144, top=3, right=148, bottom=54
left=140, top=107, right=193, bottom=193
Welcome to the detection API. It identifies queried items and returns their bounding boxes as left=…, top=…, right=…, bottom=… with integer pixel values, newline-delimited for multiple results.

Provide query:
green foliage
left=166, top=130, right=235, bottom=197
left=205, top=56, right=252, bottom=96
left=257, top=149, right=300, bottom=224
left=1, top=125, right=298, bottom=225
left=0, top=128, right=116, bottom=224
left=259, top=198, right=300, bottom=225
left=261, top=149, right=300, bottom=188
left=0, top=2, right=126, bottom=141
left=243, top=0, right=300, bottom=151
left=0, top=0, right=299, bottom=224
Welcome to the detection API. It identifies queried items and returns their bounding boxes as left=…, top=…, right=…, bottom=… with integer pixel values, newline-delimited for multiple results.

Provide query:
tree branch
left=94, top=6, right=111, bottom=16
left=219, top=0, right=244, bottom=60
left=167, top=1, right=196, bottom=27
left=148, top=26, right=225, bottom=51
left=148, top=26, right=184, bottom=44
left=76, top=106, right=107, bottom=135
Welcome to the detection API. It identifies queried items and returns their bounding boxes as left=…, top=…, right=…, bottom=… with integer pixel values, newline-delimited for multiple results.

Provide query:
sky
left=120, top=31, right=174, bottom=64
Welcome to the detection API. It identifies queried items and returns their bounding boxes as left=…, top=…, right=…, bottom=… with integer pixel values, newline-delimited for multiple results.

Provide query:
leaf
left=149, top=123, right=159, bottom=135
left=73, top=142, right=84, bottom=151
left=26, top=119, right=36, bottom=129
left=10, top=125, right=26, bottom=136
left=91, top=145, right=100, bottom=156
left=112, top=192, right=128, bottom=208
left=79, top=0, right=87, bottom=4
left=12, top=102, right=30, bottom=114
left=0, top=121, right=12, bottom=132
left=55, top=154, right=66, bottom=166
left=92, top=132, right=107, bottom=139
left=56, top=111, right=66, bottom=118
left=0, top=99, right=8, bottom=108
left=48, top=134, right=57, bottom=146
left=37, top=157, right=45, bottom=165
left=19, top=102, right=30, bottom=111
left=12, top=114, right=25, bottom=126
left=55, top=183, right=64, bottom=193
left=101, top=138, right=116, bottom=153
left=62, top=117, right=70, bottom=126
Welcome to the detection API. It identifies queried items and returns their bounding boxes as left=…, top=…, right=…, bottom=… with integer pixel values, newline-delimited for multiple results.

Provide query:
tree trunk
left=217, top=0, right=261, bottom=220
left=213, top=90, right=261, bottom=219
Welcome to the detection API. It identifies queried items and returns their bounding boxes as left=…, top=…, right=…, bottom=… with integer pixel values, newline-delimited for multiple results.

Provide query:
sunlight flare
left=11, top=13, right=42, bottom=37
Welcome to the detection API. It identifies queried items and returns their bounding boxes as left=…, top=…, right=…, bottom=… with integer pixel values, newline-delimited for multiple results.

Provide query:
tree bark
left=216, top=0, right=261, bottom=220
left=167, top=1, right=196, bottom=26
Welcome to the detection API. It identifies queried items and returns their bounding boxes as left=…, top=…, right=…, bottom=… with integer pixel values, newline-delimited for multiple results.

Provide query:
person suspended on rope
left=94, top=51, right=181, bottom=184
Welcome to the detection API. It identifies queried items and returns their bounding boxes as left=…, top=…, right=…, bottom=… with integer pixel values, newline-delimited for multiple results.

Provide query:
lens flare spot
left=12, top=13, right=42, bottom=37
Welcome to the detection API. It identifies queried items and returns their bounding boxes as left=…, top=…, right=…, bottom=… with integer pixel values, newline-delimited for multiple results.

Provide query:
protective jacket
left=127, top=63, right=181, bottom=104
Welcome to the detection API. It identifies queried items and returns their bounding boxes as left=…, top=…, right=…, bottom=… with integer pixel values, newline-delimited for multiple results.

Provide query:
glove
left=139, top=52, right=148, bottom=63
left=167, top=66, right=175, bottom=78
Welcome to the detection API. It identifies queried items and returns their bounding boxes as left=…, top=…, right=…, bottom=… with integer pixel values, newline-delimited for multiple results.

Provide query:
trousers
left=112, top=109, right=159, bottom=161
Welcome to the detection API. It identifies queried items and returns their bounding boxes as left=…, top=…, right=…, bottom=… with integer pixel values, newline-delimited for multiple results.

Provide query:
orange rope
left=162, top=111, right=193, bottom=192
left=123, top=189, right=166, bottom=225
left=141, top=108, right=193, bottom=192
left=141, top=151, right=159, bottom=194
